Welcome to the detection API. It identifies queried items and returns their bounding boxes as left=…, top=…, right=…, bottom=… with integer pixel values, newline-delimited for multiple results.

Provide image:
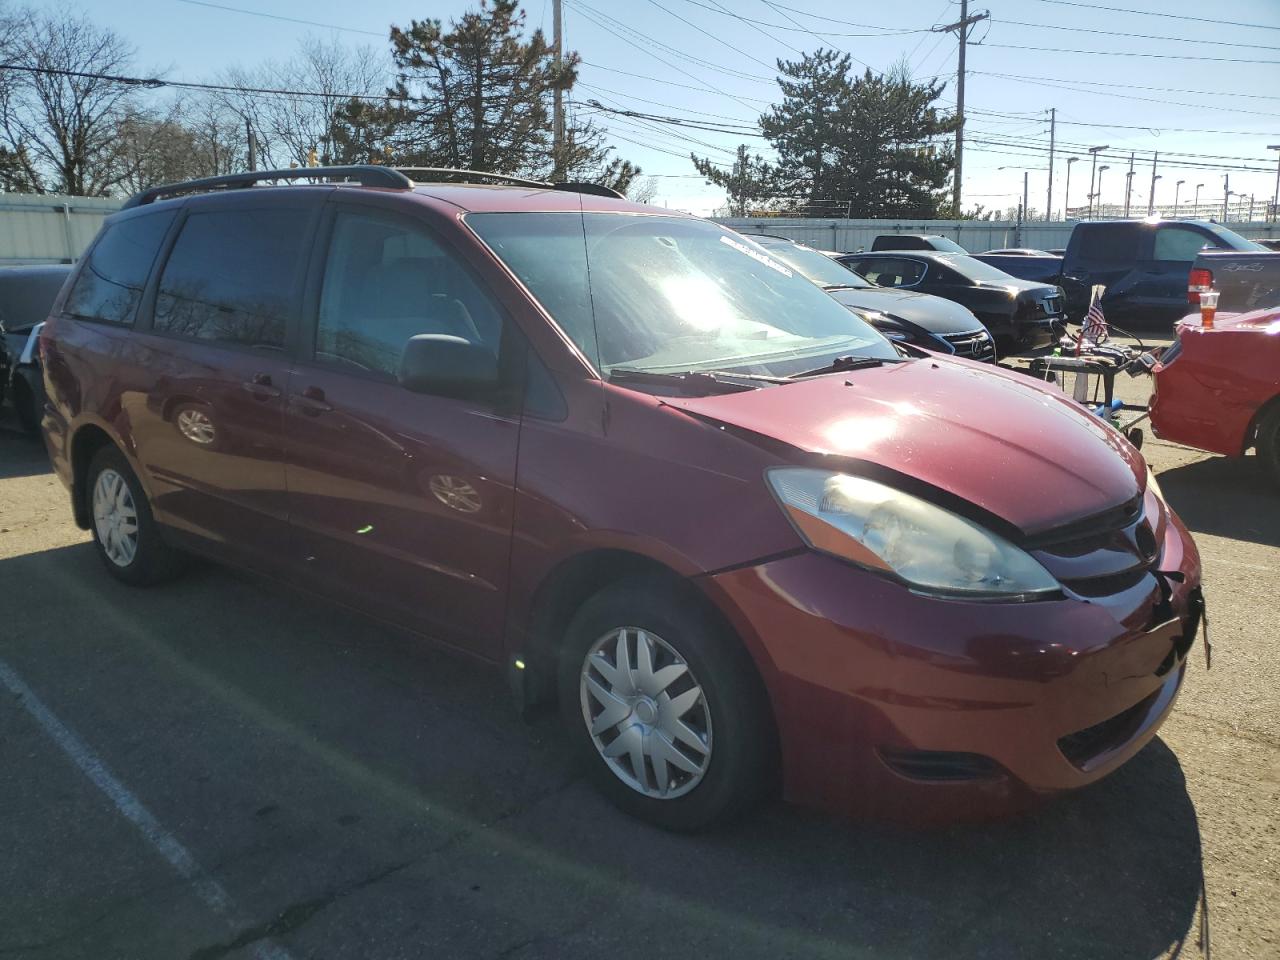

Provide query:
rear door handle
left=241, top=373, right=281, bottom=400
left=293, top=386, right=332, bottom=416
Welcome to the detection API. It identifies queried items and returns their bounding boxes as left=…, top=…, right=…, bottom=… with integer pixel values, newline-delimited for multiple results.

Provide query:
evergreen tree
left=694, top=54, right=956, bottom=218
left=330, top=0, right=637, bottom=191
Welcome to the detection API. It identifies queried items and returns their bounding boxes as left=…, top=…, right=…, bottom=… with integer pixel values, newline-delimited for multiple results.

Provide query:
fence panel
left=0, top=195, right=123, bottom=265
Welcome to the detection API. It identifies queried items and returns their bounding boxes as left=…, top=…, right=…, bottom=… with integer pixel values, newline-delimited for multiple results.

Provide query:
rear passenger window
left=1073, top=224, right=1142, bottom=264
left=153, top=208, right=308, bottom=349
left=851, top=258, right=925, bottom=287
left=314, top=209, right=505, bottom=379
left=64, top=211, right=174, bottom=326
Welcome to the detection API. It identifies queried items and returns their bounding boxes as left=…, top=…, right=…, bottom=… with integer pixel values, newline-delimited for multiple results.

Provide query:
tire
left=1257, top=405, right=1280, bottom=487
left=558, top=576, right=774, bottom=831
left=13, top=378, right=39, bottom=435
left=87, top=445, right=185, bottom=586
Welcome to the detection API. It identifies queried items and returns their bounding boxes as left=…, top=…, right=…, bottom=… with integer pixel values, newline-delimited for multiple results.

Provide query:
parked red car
left=1150, top=307, right=1280, bottom=484
left=40, top=167, right=1203, bottom=829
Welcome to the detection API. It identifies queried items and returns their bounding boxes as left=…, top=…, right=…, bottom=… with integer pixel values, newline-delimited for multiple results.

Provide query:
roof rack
left=122, top=165, right=413, bottom=210
left=395, top=167, right=624, bottom=200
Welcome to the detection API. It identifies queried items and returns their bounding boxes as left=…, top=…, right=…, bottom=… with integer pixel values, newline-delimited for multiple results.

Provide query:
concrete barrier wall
left=713, top=217, right=1279, bottom=254
left=0, top=195, right=123, bottom=265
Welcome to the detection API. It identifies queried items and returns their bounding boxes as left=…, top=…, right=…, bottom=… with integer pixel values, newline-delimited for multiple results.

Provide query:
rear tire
left=1257, top=406, right=1280, bottom=487
left=558, top=576, right=773, bottom=831
left=13, top=378, right=39, bottom=435
left=87, top=445, right=185, bottom=586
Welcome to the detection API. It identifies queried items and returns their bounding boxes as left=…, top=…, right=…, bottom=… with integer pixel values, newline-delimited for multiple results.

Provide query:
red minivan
left=40, top=167, right=1203, bottom=830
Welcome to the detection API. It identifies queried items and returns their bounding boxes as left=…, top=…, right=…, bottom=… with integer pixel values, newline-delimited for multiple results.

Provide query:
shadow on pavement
left=1158, top=452, right=1278, bottom=550
left=1, top=543, right=1206, bottom=960
left=0, top=422, right=49, bottom=479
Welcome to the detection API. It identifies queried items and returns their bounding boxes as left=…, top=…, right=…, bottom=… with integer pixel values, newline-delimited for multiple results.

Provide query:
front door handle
left=293, top=385, right=332, bottom=416
left=241, top=373, right=281, bottom=400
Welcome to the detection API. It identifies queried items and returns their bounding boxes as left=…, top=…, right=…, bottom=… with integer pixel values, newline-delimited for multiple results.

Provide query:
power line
left=579, top=61, right=772, bottom=101
left=676, top=0, right=928, bottom=36
left=175, top=0, right=385, bottom=37
left=644, top=0, right=788, bottom=70
left=978, top=42, right=1280, bottom=65
left=1020, top=0, right=1280, bottom=31
left=576, top=82, right=759, bottom=124
left=994, top=16, right=1280, bottom=51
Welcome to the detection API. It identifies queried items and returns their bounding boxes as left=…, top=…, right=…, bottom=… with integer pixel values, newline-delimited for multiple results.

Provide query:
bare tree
left=0, top=8, right=139, bottom=195
left=214, top=36, right=386, bottom=169
left=629, top=175, right=659, bottom=204
left=114, top=96, right=242, bottom=194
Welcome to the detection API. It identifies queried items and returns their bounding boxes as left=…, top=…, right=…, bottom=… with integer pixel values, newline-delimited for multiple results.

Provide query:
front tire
left=558, top=577, right=773, bottom=831
left=87, top=446, right=185, bottom=586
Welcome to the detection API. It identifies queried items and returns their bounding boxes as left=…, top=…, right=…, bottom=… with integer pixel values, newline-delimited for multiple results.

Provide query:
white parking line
left=0, top=659, right=294, bottom=960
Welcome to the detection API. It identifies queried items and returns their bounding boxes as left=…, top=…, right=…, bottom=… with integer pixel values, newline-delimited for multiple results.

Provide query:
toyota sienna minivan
left=40, top=167, right=1204, bottom=830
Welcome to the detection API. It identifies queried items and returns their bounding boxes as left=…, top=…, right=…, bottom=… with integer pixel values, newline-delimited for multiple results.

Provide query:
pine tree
left=694, top=54, right=957, bottom=218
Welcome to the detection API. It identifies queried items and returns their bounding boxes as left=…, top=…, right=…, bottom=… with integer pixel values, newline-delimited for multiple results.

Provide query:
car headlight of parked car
left=767, top=468, right=1059, bottom=600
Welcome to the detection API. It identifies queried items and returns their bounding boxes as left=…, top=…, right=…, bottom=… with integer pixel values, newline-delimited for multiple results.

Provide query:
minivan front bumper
left=702, top=508, right=1201, bottom=823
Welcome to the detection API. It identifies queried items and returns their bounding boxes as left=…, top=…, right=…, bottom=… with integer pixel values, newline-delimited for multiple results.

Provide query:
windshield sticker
left=719, top=234, right=794, bottom=278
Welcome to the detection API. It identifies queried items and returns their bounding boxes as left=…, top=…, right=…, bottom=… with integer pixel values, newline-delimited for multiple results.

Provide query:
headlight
left=767, top=468, right=1059, bottom=600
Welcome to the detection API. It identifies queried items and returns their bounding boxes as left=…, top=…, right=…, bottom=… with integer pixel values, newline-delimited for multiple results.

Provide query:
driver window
left=316, top=209, right=505, bottom=378
left=857, top=258, right=924, bottom=287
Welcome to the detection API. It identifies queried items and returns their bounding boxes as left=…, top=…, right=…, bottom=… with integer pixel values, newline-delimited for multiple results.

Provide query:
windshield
left=937, top=254, right=1029, bottom=284
left=752, top=240, right=872, bottom=289
left=468, top=212, right=897, bottom=376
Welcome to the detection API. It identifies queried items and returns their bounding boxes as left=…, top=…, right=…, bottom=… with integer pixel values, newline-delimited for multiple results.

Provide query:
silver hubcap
left=92, top=468, right=139, bottom=568
left=580, top=627, right=712, bottom=799
left=176, top=408, right=215, bottom=444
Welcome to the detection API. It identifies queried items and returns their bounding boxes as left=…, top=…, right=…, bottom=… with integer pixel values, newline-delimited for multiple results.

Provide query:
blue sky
left=72, top=0, right=1280, bottom=218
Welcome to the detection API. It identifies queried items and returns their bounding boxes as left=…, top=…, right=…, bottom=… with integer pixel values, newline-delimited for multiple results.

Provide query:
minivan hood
left=826, top=287, right=981, bottom=335
left=663, top=358, right=1142, bottom=535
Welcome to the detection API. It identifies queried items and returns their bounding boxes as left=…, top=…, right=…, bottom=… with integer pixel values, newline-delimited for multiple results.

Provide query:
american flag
left=1077, top=286, right=1109, bottom=354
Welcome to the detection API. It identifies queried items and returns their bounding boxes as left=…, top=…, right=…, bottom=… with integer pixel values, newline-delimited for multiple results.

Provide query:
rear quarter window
left=63, top=212, right=175, bottom=326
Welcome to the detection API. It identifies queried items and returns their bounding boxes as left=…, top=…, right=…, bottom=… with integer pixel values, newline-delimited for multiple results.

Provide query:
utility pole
left=1064, top=156, right=1078, bottom=218
left=1123, top=152, right=1134, bottom=218
left=1023, top=170, right=1029, bottom=231
left=934, top=1, right=989, bottom=217
left=1147, top=153, right=1159, bottom=216
left=735, top=144, right=747, bottom=218
left=552, top=0, right=565, bottom=181
left=1045, top=107, right=1055, bottom=221
left=246, top=119, right=256, bottom=172
left=1269, top=146, right=1280, bottom=222
left=1222, top=174, right=1230, bottom=222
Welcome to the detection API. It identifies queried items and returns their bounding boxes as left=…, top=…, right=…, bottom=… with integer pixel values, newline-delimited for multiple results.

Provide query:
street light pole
left=1222, top=175, right=1230, bottom=222
left=1096, top=166, right=1110, bottom=216
left=1148, top=173, right=1162, bottom=217
left=1174, top=179, right=1184, bottom=215
left=1087, top=145, right=1108, bottom=219
left=1194, top=182, right=1204, bottom=219
left=1064, top=157, right=1078, bottom=219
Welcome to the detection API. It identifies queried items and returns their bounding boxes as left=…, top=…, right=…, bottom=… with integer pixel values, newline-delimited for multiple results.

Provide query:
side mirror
left=398, top=334, right=499, bottom=399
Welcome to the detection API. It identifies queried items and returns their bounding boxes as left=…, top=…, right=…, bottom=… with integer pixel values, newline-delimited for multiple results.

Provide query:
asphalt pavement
left=1, top=351, right=1277, bottom=960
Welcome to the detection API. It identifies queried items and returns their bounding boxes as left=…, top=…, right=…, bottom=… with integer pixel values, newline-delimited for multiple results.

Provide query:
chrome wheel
left=579, top=627, right=713, bottom=799
left=92, top=468, right=139, bottom=568
left=427, top=474, right=482, bottom=513
left=176, top=407, right=215, bottom=445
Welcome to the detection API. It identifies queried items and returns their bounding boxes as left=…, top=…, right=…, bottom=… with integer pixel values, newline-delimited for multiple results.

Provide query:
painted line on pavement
left=0, top=658, right=294, bottom=960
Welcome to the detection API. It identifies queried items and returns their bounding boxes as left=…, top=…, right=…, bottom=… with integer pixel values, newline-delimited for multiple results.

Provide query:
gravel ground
left=0, top=345, right=1276, bottom=960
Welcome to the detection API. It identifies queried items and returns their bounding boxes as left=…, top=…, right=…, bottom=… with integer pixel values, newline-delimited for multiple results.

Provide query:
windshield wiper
left=608, top=367, right=789, bottom=394
left=788, top=355, right=893, bottom=379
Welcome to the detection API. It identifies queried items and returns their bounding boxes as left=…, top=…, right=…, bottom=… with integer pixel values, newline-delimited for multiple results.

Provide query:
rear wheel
left=558, top=576, right=773, bottom=831
left=13, top=378, right=39, bottom=435
left=87, top=446, right=185, bottom=586
left=1257, top=405, right=1280, bottom=487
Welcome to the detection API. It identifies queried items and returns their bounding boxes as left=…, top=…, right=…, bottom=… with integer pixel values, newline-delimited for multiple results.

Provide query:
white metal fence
left=0, top=194, right=123, bottom=265
left=714, top=217, right=1280, bottom=254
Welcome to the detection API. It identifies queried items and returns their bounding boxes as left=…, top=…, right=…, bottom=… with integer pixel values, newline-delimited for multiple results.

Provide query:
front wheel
left=87, top=446, right=185, bottom=586
left=558, top=577, right=774, bottom=831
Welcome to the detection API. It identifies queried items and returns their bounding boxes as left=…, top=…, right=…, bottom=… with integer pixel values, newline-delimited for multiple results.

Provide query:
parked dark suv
left=41, top=166, right=1203, bottom=830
